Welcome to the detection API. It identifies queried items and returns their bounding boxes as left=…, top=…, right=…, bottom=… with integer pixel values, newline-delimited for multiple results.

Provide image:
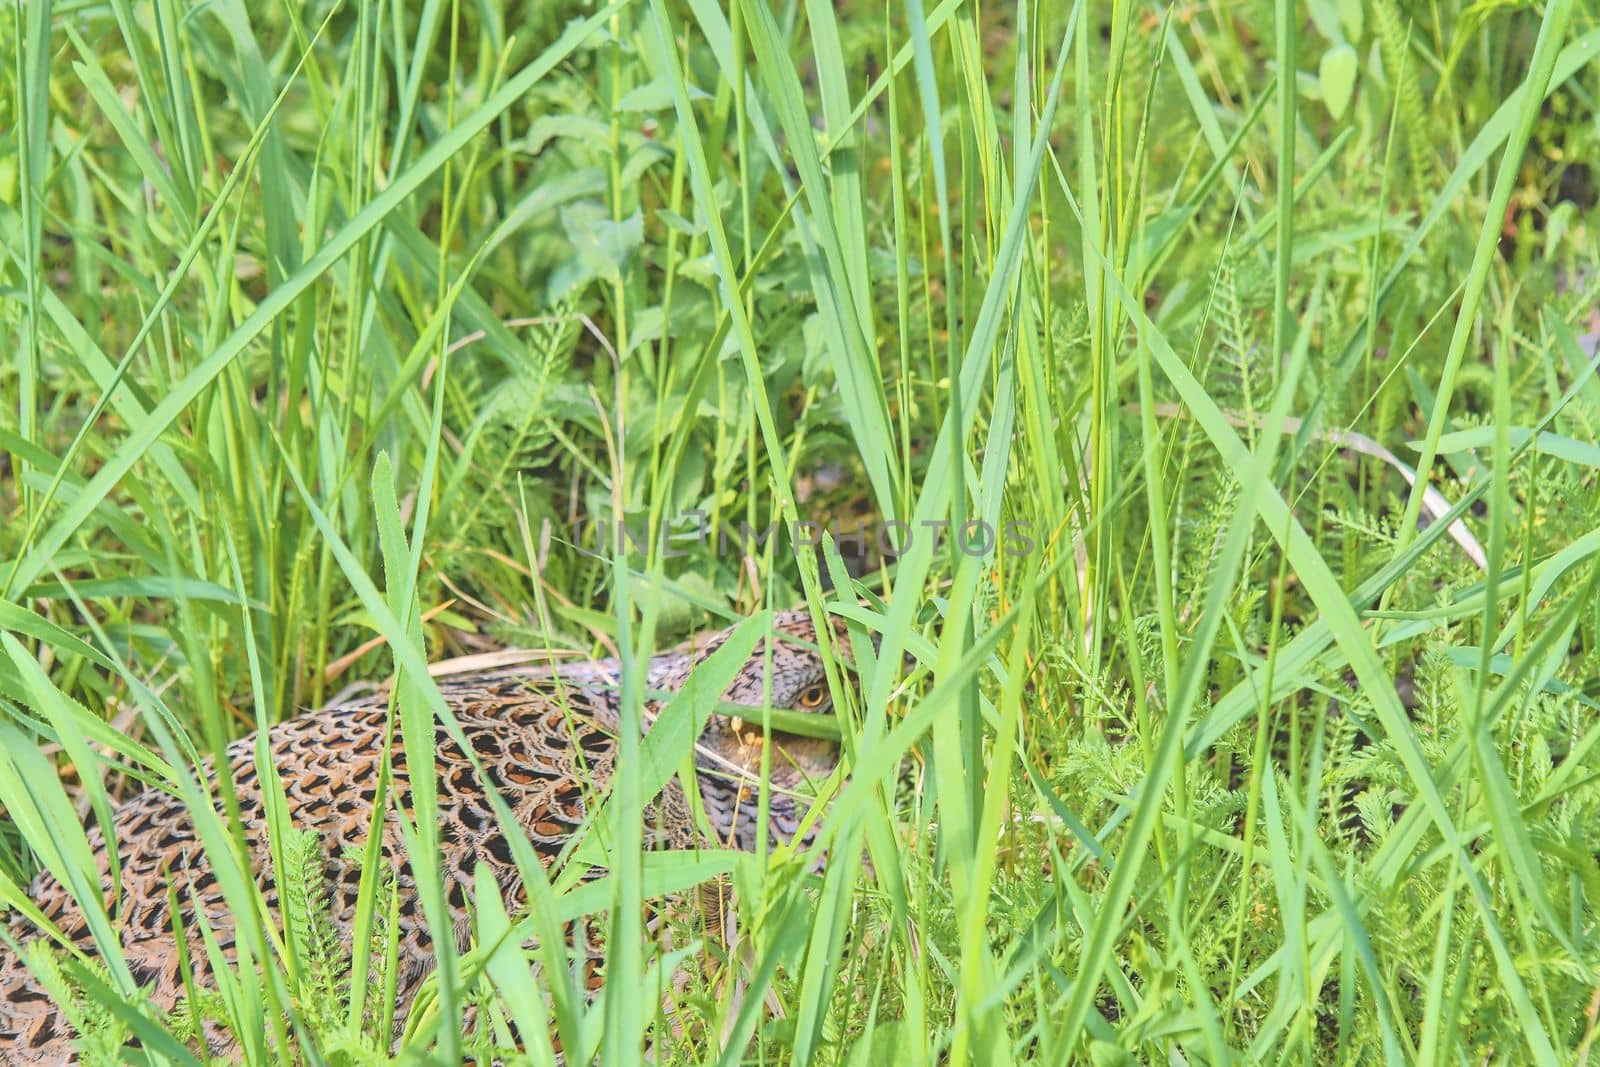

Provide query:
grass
left=3, top=0, right=1600, bottom=1062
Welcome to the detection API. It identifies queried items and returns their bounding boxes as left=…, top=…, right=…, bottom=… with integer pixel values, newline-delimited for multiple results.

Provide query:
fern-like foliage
left=21, top=943, right=131, bottom=1065
left=280, top=827, right=349, bottom=1039
left=442, top=301, right=576, bottom=562
left=1209, top=248, right=1269, bottom=426
left=1371, top=0, right=1436, bottom=183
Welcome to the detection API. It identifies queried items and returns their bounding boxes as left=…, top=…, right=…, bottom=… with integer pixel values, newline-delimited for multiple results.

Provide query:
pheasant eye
left=797, top=684, right=829, bottom=709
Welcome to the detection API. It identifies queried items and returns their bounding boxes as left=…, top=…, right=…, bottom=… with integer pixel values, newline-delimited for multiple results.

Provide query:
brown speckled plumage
left=0, top=608, right=852, bottom=1063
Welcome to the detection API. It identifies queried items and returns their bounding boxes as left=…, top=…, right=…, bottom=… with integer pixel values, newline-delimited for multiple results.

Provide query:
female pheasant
left=0, top=607, right=856, bottom=1063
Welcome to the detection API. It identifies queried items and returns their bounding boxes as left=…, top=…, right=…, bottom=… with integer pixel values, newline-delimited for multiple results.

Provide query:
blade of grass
left=2, top=4, right=620, bottom=602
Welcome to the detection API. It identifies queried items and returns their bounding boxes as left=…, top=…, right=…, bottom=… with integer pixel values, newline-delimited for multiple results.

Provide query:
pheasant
left=0, top=607, right=857, bottom=1063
